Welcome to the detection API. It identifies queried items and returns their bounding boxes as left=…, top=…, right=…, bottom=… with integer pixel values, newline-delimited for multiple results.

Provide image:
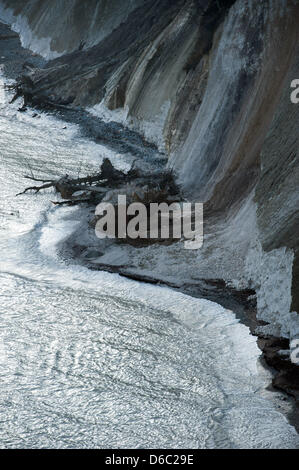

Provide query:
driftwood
left=51, top=199, right=91, bottom=206
left=16, top=158, right=125, bottom=198
left=16, top=158, right=180, bottom=211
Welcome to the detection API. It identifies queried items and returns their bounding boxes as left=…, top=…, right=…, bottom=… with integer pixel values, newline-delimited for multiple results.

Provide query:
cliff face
left=255, top=46, right=299, bottom=316
left=0, top=0, right=145, bottom=58
left=1, top=0, right=298, bottom=343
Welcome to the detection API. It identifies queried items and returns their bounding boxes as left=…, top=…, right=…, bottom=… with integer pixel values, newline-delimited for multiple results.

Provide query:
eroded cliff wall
left=0, top=0, right=145, bottom=58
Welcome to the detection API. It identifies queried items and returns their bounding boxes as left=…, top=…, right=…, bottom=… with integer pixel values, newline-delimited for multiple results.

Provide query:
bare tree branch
left=24, top=175, right=54, bottom=183
left=16, top=182, right=54, bottom=196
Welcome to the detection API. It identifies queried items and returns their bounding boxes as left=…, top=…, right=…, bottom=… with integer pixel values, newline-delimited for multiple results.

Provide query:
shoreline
left=1, top=19, right=299, bottom=436
left=76, top=247, right=299, bottom=433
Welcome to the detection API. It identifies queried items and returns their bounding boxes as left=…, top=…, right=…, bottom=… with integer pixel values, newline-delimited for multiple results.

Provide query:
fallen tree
left=16, top=158, right=181, bottom=207
left=16, top=158, right=135, bottom=199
